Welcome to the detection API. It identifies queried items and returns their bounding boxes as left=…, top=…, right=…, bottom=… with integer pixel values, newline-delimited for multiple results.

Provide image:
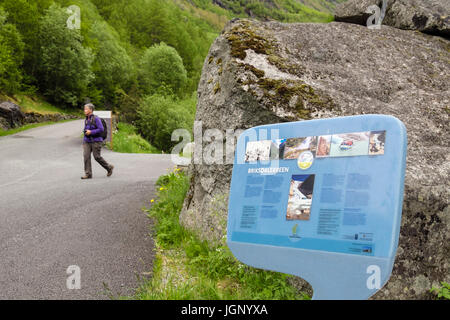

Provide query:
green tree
left=138, top=42, right=187, bottom=97
left=0, top=7, right=25, bottom=94
left=137, top=93, right=195, bottom=152
left=0, top=0, right=52, bottom=85
left=115, top=84, right=141, bottom=123
left=88, top=21, right=136, bottom=107
left=35, top=4, right=94, bottom=106
left=92, top=0, right=212, bottom=93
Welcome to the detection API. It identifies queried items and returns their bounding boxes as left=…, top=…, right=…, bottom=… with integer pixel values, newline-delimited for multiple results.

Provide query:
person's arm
left=89, top=117, right=104, bottom=136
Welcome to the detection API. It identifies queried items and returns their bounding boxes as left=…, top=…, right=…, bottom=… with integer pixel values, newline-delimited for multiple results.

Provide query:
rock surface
left=0, top=101, right=24, bottom=129
left=0, top=117, right=10, bottom=131
left=335, top=0, right=450, bottom=39
left=23, top=111, right=78, bottom=124
left=181, top=18, right=449, bottom=299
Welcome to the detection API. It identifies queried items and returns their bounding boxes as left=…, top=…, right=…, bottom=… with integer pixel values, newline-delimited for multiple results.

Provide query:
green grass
left=188, top=0, right=334, bottom=23
left=297, top=0, right=346, bottom=14
left=111, top=123, right=161, bottom=154
left=0, top=119, right=78, bottom=137
left=11, top=94, right=82, bottom=116
left=130, top=170, right=311, bottom=300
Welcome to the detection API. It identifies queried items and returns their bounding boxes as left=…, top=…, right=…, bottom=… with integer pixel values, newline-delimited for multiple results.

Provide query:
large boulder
left=0, top=117, right=9, bottom=131
left=0, top=101, right=24, bottom=129
left=335, top=0, right=450, bottom=39
left=181, top=18, right=449, bottom=299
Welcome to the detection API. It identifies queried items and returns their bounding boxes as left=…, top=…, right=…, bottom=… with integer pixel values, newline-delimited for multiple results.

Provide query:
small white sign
left=94, top=111, right=112, bottom=119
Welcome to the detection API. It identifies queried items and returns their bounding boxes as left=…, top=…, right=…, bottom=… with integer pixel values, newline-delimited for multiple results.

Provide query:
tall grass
left=132, top=170, right=310, bottom=300
left=112, top=123, right=160, bottom=154
left=12, top=94, right=82, bottom=116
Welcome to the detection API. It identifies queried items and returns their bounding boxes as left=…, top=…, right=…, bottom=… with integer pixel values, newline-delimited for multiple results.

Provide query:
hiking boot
left=81, top=175, right=92, bottom=180
left=107, top=165, right=114, bottom=177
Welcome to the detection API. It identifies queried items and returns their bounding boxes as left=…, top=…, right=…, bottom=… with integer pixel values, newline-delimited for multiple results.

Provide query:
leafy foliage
left=112, top=122, right=160, bottom=154
left=87, top=21, right=135, bottom=107
left=136, top=93, right=196, bottom=152
left=0, top=0, right=51, bottom=87
left=139, top=43, right=187, bottom=97
left=430, top=282, right=450, bottom=300
left=35, top=4, right=94, bottom=106
left=0, top=7, right=25, bottom=93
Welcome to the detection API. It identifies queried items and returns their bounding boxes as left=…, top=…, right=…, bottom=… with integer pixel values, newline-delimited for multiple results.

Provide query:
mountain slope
left=297, top=0, right=346, bottom=13
left=187, top=0, right=335, bottom=23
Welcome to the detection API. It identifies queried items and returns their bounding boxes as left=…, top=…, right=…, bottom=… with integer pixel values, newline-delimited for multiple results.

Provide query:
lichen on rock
left=225, top=19, right=337, bottom=120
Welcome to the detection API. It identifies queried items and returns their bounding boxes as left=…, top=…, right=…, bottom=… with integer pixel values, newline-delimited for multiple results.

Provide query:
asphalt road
left=0, top=120, right=174, bottom=299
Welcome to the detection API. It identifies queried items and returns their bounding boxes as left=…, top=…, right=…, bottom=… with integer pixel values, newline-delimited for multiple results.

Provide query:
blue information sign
left=227, top=115, right=407, bottom=299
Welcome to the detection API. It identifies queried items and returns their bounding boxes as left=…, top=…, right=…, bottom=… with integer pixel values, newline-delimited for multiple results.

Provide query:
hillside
left=205, top=0, right=346, bottom=16
left=297, top=0, right=346, bottom=13
left=0, top=0, right=337, bottom=150
left=187, top=0, right=335, bottom=22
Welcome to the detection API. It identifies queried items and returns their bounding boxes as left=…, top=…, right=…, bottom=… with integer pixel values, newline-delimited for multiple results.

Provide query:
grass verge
left=10, top=94, right=82, bottom=116
left=110, top=123, right=161, bottom=154
left=131, top=169, right=311, bottom=300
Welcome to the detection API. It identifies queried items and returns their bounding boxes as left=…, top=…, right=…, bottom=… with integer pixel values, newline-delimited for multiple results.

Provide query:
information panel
left=227, top=115, right=407, bottom=299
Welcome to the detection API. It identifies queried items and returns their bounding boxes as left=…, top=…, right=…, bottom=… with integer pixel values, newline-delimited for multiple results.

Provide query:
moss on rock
left=226, top=20, right=275, bottom=60
left=239, top=63, right=266, bottom=78
left=267, top=54, right=304, bottom=77
left=256, top=78, right=335, bottom=119
left=225, top=20, right=333, bottom=119
left=213, top=82, right=221, bottom=94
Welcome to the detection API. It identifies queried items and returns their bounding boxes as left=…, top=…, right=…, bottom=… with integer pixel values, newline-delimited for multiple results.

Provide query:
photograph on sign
left=316, top=135, right=332, bottom=157
left=286, top=175, right=315, bottom=221
left=283, top=137, right=317, bottom=160
left=329, top=132, right=370, bottom=157
left=245, top=140, right=278, bottom=162
left=369, top=131, right=386, bottom=155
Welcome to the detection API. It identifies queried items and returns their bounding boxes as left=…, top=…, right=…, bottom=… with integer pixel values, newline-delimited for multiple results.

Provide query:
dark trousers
left=83, top=142, right=111, bottom=176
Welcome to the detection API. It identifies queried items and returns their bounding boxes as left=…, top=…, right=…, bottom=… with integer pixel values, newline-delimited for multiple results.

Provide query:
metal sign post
left=227, top=115, right=407, bottom=300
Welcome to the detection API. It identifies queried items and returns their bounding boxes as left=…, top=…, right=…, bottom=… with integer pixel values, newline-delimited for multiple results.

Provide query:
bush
left=136, top=93, right=195, bottom=152
left=112, top=122, right=160, bottom=154
left=138, top=42, right=187, bottom=97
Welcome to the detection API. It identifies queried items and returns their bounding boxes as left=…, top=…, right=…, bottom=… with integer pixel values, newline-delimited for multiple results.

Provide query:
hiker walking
left=81, top=103, right=114, bottom=179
